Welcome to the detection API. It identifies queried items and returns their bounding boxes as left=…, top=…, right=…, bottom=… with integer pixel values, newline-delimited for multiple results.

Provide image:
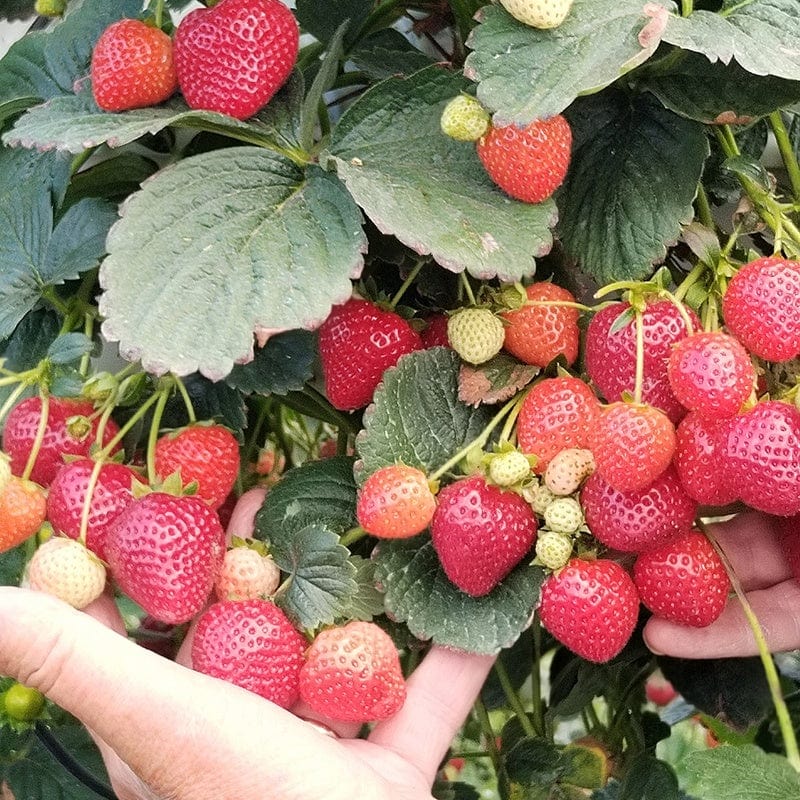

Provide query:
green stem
left=145, top=387, right=172, bottom=486
left=633, top=311, right=644, bottom=405
left=339, top=526, right=367, bottom=547
left=95, top=389, right=162, bottom=460
left=460, top=273, right=477, bottom=307
left=694, top=182, right=715, bottom=230
left=494, top=660, right=537, bottom=737
left=673, top=260, right=707, bottom=304
left=69, top=147, right=95, bottom=176
left=681, top=0, right=693, bottom=15
left=769, top=111, right=800, bottom=203
left=77, top=458, right=104, bottom=547
left=174, top=376, right=196, bottom=424
left=498, top=390, right=528, bottom=446
left=473, top=697, right=503, bottom=779
left=79, top=312, right=94, bottom=378
left=22, top=391, right=50, bottom=482
left=699, top=519, right=800, bottom=771
left=389, top=258, right=427, bottom=309
left=531, top=617, right=546, bottom=738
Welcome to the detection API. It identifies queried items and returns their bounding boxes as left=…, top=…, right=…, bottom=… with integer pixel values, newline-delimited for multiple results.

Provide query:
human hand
left=643, top=511, right=800, bottom=659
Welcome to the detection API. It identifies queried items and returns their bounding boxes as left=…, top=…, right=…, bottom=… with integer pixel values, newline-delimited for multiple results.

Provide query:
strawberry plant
left=2, top=0, right=800, bottom=798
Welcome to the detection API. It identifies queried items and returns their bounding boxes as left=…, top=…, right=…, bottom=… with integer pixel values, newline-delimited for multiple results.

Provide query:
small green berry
left=447, top=308, right=505, bottom=365
left=440, top=95, right=490, bottom=142
left=3, top=683, right=46, bottom=722
left=35, top=0, right=67, bottom=16
left=488, top=450, right=532, bottom=487
left=535, top=530, right=573, bottom=570
left=524, top=483, right=557, bottom=516
left=543, top=496, right=584, bottom=534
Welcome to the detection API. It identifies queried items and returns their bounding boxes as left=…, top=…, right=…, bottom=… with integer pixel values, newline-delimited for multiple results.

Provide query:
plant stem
left=389, top=258, right=426, bottom=308
left=673, top=260, right=707, bottom=304
left=22, top=391, right=49, bottom=481
left=77, top=458, right=104, bottom=547
left=460, top=272, right=477, bottom=306
left=146, top=387, right=172, bottom=486
left=494, top=659, right=537, bottom=737
left=339, top=526, right=367, bottom=547
left=473, top=696, right=503, bottom=778
left=0, top=381, right=30, bottom=427
left=531, top=618, right=547, bottom=738
left=681, top=0, right=693, bottom=15
left=633, top=311, right=644, bottom=405
left=694, top=182, right=715, bottom=229
left=174, top=376, right=196, bottom=424
left=769, top=111, right=800, bottom=203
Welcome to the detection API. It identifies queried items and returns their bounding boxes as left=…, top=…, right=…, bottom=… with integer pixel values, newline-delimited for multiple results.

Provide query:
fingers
left=368, top=645, right=495, bottom=784
left=224, top=486, right=267, bottom=544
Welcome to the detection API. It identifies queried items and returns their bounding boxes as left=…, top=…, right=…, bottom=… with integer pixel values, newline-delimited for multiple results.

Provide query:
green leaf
left=662, top=0, right=800, bottom=81
left=324, top=65, right=556, bottom=283
left=499, top=737, right=563, bottom=800
left=464, top=0, right=672, bottom=125
left=226, top=330, right=315, bottom=396
left=558, top=90, right=708, bottom=285
left=295, top=0, right=373, bottom=46
left=161, top=374, right=248, bottom=436
left=99, top=147, right=366, bottom=379
left=341, top=554, right=385, bottom=621
left=256, top=456, right=358, bottom=540
left=63, top=153, right=160, bottom=206
left=681, top=745, right=800, bottom=800
left=0, top=0, right=35, bottom=21
left=268, top=523, right=358, bottom=630
left=356, top=347, right=493, bottom=482
left=618, top=755, right=680, bottom=800
left=47, top=332, right=94, bottom=365
left=374, top=537, right=544, bottom=654
left=0, top=545, right=26, bottom=587
left=46, top=197, right=117, bottom=279
left=349, top=29, right=434, bottom=81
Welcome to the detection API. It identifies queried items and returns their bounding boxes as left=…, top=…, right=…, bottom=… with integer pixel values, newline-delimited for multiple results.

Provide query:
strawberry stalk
left=145, top=386, right=173, bottom=486
left=493, top=659, right=539, bottom=737
left=173, top=376, right=197, bottom=424
left=388, top=257, right=427, bottom=309
left=21, top=391, right=50, bottom=482
left=339, top=526, right=367, bottom=548
left=79, top=312, right=94, bottom=378
left=694, top=182, right=715, bottom=229
left=768, top=112, right=800, bottom=204
left=472, top=696, right=503, bottom=778
left=699, top=519, right=800, bottom=772
left=77, top=459, right=104, bottom=548
left=633, top=311, right=644, bottom=405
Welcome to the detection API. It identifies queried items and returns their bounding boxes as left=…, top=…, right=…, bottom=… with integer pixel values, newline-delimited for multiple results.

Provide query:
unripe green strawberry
left=28, top=538, right=107, bottom=609
left=535, top=530, right=573, bottom=570
left=35, top=0, right=66, bottom=15
left=523, top=483, right=557, bottom=516
left=543, top=496, right=584, bottom=534
left=500, top=0, right=573, bottom=28
left=447, top=308, right=505, bottom=364
left=544, top=448, right=595, bottom=496
left=440, top=94, right=490, bottom=142
left=3, top=683, right=46, bottom=723
left=488, top=450, right=533, bottom=487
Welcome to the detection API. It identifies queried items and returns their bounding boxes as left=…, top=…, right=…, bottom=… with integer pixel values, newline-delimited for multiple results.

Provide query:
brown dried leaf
left=458, top=353, right=539, bottom=407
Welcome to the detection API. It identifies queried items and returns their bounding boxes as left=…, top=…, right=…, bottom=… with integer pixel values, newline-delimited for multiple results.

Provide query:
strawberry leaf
left=557, top=90, right=708, bottom=285
left=374, top=536, right=544, bottom=654
left=98, top=147, right=366, bottom=379
left=458, top=355, right=539, bottom=407
left=349, top=29, right=434, bottom=81
left=0, top=545, right=26, bottom=587
left=341, top=555, right=385, bottom=621
left=355, top=347, right=493, bottom=484
left=294, top=0, right=374, bottom=48
left=464, top=0, right=670, bottom=125
left=662, top=0, right=800, bottom=82
left=226, top=330, right=315, bottom=396
left=324, top=65, right=556, bottom=283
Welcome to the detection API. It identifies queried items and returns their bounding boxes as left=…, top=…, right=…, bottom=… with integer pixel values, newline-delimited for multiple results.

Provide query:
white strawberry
left=544, top=448, right=595, bottom=496
left=500, top=0, right=574, bottom=29
left=28, top=537, right=106, bottom=609
left=543, top=496, right=584, bottom=534
left=487, top=449, right=534, bottom=487
left=447, top=308, right=505, bottom=365
left=0, top=452, right=11, bottom=495
left=523, top=482, right=558, bottom=516
left=440, top=94, right=490, bottom=142
left=534, top=530, right=573, bottom=570
left=215, top=546, right=281, bottom=601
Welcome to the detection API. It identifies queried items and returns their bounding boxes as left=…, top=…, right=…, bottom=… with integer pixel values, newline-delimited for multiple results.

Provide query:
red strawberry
left=431, top=475, right=537, bottom=596
left=105, top=492, right=225, bottom=624
left=0, top=477, right=47, bottom=554
left=581, top=466, right=696, bottom=553
left=476, top=115, right=572, bottom=204
left=174, top=0, right=299, bottom=120
left=633, top=531, right=730, bottom=627
left=667, top=331, right=754, bottom=419
left=722, top=255, right=800, bottom=362
left=588, top=402, right=675, bottom=493
left=718, top=400, right=800, bottom=516
left=192, top=599, right=306, bottom=708
left=318, top=298, right=423, bottom=411
left=299, top=620, right=406, bottom=723
left=2, top=396, right=121, bottom=487
left=420, top=313, right=451, bottom=349
left=91, top=19, right=178, bottom=112
left=154, top=423, right=240, bottom=509
left=645, top=672, right=678, bottom=706
left=356, top=464, right=436, bottom=539
left=516, top=377, right=600, bottom=474
left=673, top=412, right=737, bottom=507
left=585, top=301, right=699, bottom=423
left=539, top=558, right=639, bottom=663
left=47, top=459, right=138, bottom=561
left=502, top=282, right=580, bottom=367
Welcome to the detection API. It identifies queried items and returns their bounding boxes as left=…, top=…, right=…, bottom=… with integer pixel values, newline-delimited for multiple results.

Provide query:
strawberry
left=544, top=448, right=595, bottom=496
left=447, top=307, right=505, bottom=365
left=299, top=620, right=406, bottom=723
left=440, top=94, right=490, bottom=142
left=91, top=19, right=178, bottom=112
left=192, top=599, right=306, bottom=708
left=34, top=0, right=66, bottom=16
left=431, top=475, right=537, bottom=596
left=534, top=530, right=573, bottom=570
left=356, top=464, right=436, bottom=539
left=539, top=558, right=640, bottom=663
left=28, top=538, right=107, bottom=610
left=318, top=298, right=423, bottom=411
left=542, top=496, right=583, bottom=534
left=499, top=0, right=574, bottom=29
left=420, top=313, right=451, bottom=349
left=667, top=331, right=754, bottom=419
left=2, top=683, right=46, bottom=723
left=645, top=672, right=678, bottom=706
left=2, top=396, right=121, bottom=487
left=105, top=492, right=225, bottom=624
left=476, top=115, right=572, bottom=204
left=214, top=546, right=281, bottom=601
left=516, top=377, right=600, bottom=474
left=718, top=400, right=800, bottom=516
left=154, top=423, right=240, bottom=509
left=633, top=531, right=730, bottom=627
left=487, top=449, right=534, bottom=488
left=585, top=301, right=699, bottom=424
left=588, top=402, right=676, bottom=493
left=722, top=255, right=800, bottom=362
left=0, top=477, right=47, bottom=554
left=174, top=0, right=299, bottom=120
left=581, top=466, right=697, bottom=553
left=46, top=459, right=138, bottom=561
left=524, top=483, right=557, bottom=516
left=673, top=412, right=737, bottom=507
left=502, top=282, right=580, bottom=368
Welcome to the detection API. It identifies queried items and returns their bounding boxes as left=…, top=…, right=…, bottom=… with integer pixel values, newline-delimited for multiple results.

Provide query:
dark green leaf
left=348, top=29, right=434, bottom=81
left=46, top=197, right=117, bottom=280
left=618, top=755, right=680, bottom=800
left=47, top=332, right=93, bottom=365
left=558, top=90, right=708, bottom=285
left=374, top=537, right=544, bottom=654
left=325, top=65, right=556, bottom=282
left=499, top=737, right=564, bottom=800
left=341, top=554, right=384, bottom=620
left=0, top=545, right=26, bottom=587
left=0, top=1, right=35, bottom=21
left=251, top=70, right=305, bottom=152
left=702, top=119, right=769, bottom=203
left=226, top=330, right=315, bottom=396
left=63, top=153, right=160, bottom=206
left=164, top=374, right=248, bottom=435
left=722, top=154, right=771, bottom=189
left=295, top=0, right=373, bottom=46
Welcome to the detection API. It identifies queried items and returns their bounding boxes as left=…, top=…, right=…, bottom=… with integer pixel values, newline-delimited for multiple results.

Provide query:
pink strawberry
left=3, top=396, right=121, bottom=487
left=214, top=546, right=281, bottom=601
left=633, top=531, right=730, bottom=627
left=105, top=492, right=225, bottom=624
left=581, top=466, right=696, bottom=553
left=318, top=298, right=423, bottom=411
left=539, top=558, right=640, bottom=663
left=516, top=377, right=600, bottom=474
left=28, top=537, right=107, bottom=610
left=192, top=599, right=306, bottom=708
left=299, top=620, right=406, bottom=723
left=431, top=475, right=537, bottom=596
left=722, top=255, right=800, bottom=362
left=46, top=459, right=139, bottom=561
left=174, top=0, right=299, bottom=120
